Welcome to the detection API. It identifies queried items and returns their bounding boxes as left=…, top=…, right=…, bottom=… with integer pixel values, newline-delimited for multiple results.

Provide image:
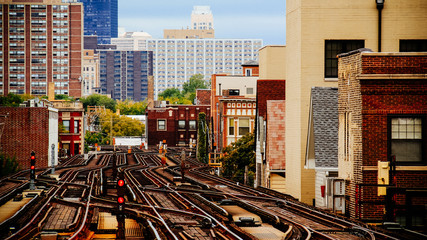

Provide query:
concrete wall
left=285, top=0, right=427, bottom=204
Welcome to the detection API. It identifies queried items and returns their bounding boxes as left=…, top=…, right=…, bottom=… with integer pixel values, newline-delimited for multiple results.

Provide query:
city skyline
left=119, top=0, right=286, bottom=46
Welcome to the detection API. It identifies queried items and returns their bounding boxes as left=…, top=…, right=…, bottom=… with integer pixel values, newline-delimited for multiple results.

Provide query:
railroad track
left=0, top=148, right=421, bottom=240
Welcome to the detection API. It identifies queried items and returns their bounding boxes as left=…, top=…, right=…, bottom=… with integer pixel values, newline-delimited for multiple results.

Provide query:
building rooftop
left=242, top=60, right=259, bottom=66
left=310, top=87, right=338, bottom=168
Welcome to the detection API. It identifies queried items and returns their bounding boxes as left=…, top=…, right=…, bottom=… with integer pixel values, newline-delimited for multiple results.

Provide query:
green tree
left=55, top=94, right=75, bottom=101
left=220, top=133, right=255, bottom=186
left=99, top=109, right=145, bottom=140
left=182, top=74, right=209, bottom=94
left=0, top=152, right=20, bottom=178
left=182, top=74, right=210, bottom=103
left=158, top=88, right=183, bottom=99
left=116, top=100, right=148, bottom=115
left=80, top=94, right=116, bottom=111
left=197, top=112, right=208, bottom=163
left=0, top=94, right=24, bottom=107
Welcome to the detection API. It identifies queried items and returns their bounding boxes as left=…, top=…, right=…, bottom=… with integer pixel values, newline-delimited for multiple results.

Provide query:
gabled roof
left=306, top=87, right=338, bottom=168
left=241, top=60, right=259, bottom=66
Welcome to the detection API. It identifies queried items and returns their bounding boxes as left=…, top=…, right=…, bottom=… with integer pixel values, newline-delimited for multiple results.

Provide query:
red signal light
left=117, top=179, right=125, bottom=187
left=30, top=166, right=35, bottom=170
left=118, top=197, right=125, bottom=204
left=31, top=156, right=35, bottom=160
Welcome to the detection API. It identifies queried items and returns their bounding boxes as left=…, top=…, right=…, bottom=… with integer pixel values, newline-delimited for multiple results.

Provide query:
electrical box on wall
left=377, top=161, right=389, bottom=196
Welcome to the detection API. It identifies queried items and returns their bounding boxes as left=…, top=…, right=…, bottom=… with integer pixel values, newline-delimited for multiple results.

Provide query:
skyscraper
left=191, top=6, right=213, bottom=30
left=98, top=50, right=153, bottom=101
left=79, top=0, right=118, bottom=44
left=0, top=0, right=83, bottom=97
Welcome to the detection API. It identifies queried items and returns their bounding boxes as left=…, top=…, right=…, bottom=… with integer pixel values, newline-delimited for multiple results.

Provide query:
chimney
left=48, top=82, right=55, bottom=101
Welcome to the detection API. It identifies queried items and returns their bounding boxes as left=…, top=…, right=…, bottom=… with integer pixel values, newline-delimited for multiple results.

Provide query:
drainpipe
left=376, top=0, right=384, bottom=52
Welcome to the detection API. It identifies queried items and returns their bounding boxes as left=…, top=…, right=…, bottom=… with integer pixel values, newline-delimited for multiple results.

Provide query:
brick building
left=219, top=98, right=256, bottom=148
left=195, top=89, right=211, bottom=105
left=255, top=46, right=286, bottom=192
left=338, top=50, right=427, bottom=229
left=211, top=62, right=258, bottom=151
left=52, top=100, right=84, bottom=156
left=0, top=0, right=83, bottom=98
left=146, top=104, right=211, bottom=147
left=0, top=103, right=58, bottom=169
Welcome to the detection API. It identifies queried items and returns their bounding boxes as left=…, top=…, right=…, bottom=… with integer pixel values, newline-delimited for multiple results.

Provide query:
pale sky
left=119, top=0, right=286, bottom=46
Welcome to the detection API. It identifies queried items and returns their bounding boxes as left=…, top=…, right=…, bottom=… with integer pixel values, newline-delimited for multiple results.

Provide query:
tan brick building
left=285, top=0, right=427, bottom=204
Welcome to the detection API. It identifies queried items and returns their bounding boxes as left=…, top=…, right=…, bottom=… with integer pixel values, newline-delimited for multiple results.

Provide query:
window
left=246, top=88, right=254, bottom=95
left=62, top=120, right=70, bottom=133
left=229, top=118, right=235, bottom=136
left=325, top=40, right=364, bottom=78
left=229, top=89, right=240, bottom=96
left=399, top=40, right=427, bottom=52
left=239, top=118, right=250, bottom=136
left=390, top=117, right=423, bottom=163
left=158, top=120, right=166, bottom=131
left=74, top=120, right=79, bottom=133
left=178, top=120, right=186, bottom=129
left=189, top=120, right=196, bottom=130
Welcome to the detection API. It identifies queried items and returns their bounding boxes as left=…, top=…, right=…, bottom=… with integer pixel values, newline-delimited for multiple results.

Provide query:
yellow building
left=285, top=0, right=427, bottom=204
left=164, top=29, right=214, bottom=39
left=256, top=46, right=286, bottom=191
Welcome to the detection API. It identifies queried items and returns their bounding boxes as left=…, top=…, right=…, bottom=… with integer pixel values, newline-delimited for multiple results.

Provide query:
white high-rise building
left=191, top=6, right=214, bottom=30
left=147, top=39, right=263, bottom=98
left=111, top=32, right=152, bottom=51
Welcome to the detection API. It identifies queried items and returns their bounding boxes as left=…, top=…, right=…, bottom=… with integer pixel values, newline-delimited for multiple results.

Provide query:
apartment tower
left=0, top=0, right=83, bottom=98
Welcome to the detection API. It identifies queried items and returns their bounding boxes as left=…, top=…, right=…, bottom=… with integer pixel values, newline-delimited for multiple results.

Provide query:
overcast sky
left=118, top=0, right=286, bottom=46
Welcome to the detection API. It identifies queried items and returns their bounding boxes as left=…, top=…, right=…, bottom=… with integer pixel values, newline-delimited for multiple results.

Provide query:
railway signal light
left=30, top=151, right=36, bottom=180
left=117, top=172, right=126, bottom=212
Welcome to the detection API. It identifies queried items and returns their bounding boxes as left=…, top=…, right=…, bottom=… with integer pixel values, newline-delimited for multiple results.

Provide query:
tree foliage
left=99, top=109, right=145, bottom=138
left=158, top=74, right=209, bottom=105
left=0, top=152, right=20, bottom=178
left=0, top=94, right=25, bottom=107
left=182, top=74, right=209, bottom=94
left=220, top=133, right=255, bottom=186
left=116, top=100, right=147, bottom=115
left=197, top=112, right=208, bottom=163
left=80, top=94, right=116, bottom=111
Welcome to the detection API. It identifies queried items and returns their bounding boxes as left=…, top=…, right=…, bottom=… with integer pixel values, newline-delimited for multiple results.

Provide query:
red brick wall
left=0, top=107, right=50, bottom=169
left=196, top=89, right=211, bottom=105
left=256, top=80, right=286, bottom=119
left=266, top=101, right=286, bottom=170
left=342, top=53, right=427, bottom=221
left=146, top=105, right=211, bottom=146
left=362, top=55, right=427, bottom=74
left=242, top=66, right=259, bottom=76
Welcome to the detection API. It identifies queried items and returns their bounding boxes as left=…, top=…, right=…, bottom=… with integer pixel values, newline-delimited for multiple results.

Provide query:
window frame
left=238, top=118, right=250, bottom=136
left=157, top=119, right=166, bottom=131
left=62, top=120, right=70, bottom=133
left=228, top=118, right=235, bottom=136
left=399, top=39, right=427, bottom=52
left=387, top=115, right=426, bottom=165
left=74, top=120, right=79, bottom=134
left=324, top=40, right=365, bottom=79
left=189, top=120, right=197, bottom=130
left=178, top=120, right=186, bottom=130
